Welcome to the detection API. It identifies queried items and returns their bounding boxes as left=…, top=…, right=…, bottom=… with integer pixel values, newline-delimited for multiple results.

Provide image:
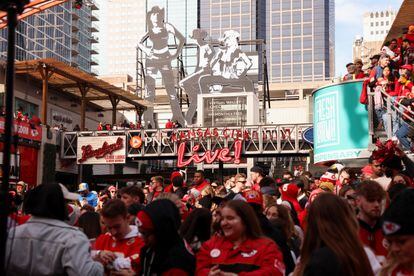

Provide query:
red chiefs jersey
left=358, top=219, right=388, bottom=264
left=196, top=235, right=285, bottom=276
left=93, top=226, right=144, bottom=272
left=391, top=265, right=414, bottom=276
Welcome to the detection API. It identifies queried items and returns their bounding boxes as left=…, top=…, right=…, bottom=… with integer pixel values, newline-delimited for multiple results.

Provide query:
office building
left=97, top=0, right=146, bottom=78
left=353, top=9, right=396, bottom=65
left=0, top=0, right=99, bottom=74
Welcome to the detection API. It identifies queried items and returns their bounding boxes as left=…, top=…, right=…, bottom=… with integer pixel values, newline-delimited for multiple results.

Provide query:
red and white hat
left=320, top=171, right=337, bottom=185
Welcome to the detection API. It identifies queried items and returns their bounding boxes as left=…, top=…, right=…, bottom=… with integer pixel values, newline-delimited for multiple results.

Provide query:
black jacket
left=304, top=247, right=345, bottom=276
left=140, top=199, right=195, bottom=276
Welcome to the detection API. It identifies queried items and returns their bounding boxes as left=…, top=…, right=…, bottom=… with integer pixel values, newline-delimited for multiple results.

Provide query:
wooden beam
left=39, top=65, right=146, bottom=109
left=78, top=83, right=90, bottom=131
left=109, top=95, right=120, bottom=126
left=85, top=96, right=109, bottom=101
left=39, top=65, right=54, bottom=125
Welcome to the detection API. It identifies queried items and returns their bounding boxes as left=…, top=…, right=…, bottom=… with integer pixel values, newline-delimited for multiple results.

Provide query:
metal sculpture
left=138, top=6, right=186, bottom=127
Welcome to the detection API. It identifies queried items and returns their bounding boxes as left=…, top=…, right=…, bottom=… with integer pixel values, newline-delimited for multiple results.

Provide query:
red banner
left=0, top=117, right=42, bottom=142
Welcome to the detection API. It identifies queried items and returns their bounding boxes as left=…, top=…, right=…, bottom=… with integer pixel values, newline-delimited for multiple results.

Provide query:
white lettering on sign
left=315, top=91, right=340, bottom=148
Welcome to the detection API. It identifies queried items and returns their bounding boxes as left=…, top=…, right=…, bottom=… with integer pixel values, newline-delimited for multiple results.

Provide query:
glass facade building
left=0, top=1, right=99, bottom=74
left=0, top=2, right=72, bottom=63
left=146, top=0, right=199, bottom=75
left=267, top=0, right=334, bottom=83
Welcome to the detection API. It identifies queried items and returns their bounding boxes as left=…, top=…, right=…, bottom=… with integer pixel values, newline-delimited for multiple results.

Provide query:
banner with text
left=313, top=80, right=370, bottom=163
left=77, top=135, right=126, bottom=164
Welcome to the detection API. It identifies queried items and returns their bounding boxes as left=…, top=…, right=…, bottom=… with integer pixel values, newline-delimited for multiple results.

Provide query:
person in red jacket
left=93, top=199, right=144, bottom=274
left=355, top=180, right=388, bottom=264
left=196, top=200, right=285, bottom=275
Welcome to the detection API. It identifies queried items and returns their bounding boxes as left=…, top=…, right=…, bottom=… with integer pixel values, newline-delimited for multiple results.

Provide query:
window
left=381, top=21, right=384, bottom=26
left=386, top=21, right=389, bottom=26
left=371, top=31, right=374, bottom=35
left=376, top=31, right=379, bottom=34
left=282, top=12, right=291, bottom=24
left=370, top=13, right=373, bottom=18
left=303, top=10, right=312, bottom=22
left=303, top=50, right=312, bottom=62
left=272, top=12, right=280, bottom=24
left=376, top=22, right=379, bottom=26
left=293, top=38, right=301, bottom=49
left=303, top=24, right=312, bottom=35
left=303, top=38, right=312, bottom=48
left=370, top=22, right=373, bottom=27
left=381, top=30, right=384, bottom=34
left=282, top=52, right=291, bottom=63
left=303, top=63, right=312, bottom=75
left=282, top=25, right=291, bottom=37
left=292, top=25, right=301, bottom=36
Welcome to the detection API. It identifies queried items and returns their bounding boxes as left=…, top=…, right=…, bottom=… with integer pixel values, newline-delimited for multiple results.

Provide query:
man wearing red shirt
left=355, top=180, right=388, bottom=264
left=93, top=199, right=144, bottom=274
left=192, top=170, right=213, bottom=198
left=147, top=176, right=164, bottom=202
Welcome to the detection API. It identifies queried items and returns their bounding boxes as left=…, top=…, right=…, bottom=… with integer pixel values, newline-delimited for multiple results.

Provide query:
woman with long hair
left=196, top=200, right=285, bottom=275
left=294, top=193, right=374, bottom=276
left=180, top=208, right=212, bottom=252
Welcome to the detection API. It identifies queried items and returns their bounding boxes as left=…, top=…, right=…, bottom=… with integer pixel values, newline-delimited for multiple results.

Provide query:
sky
left=335, top=0, right=404, bottom=76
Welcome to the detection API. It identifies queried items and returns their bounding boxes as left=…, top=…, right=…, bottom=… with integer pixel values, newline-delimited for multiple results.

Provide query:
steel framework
left=61, top=124, right=313, bottom=160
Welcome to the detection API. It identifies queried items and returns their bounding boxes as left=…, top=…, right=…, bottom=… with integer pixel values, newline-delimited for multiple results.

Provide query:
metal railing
left=61, top=124, right=313, bottom=159
left=367, top=85, right=414, bottom=141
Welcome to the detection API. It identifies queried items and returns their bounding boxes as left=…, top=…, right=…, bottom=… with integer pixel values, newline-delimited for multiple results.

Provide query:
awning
left=14, top=58, right=150, bottom=111
left=384, top=0, right=414, bottom=44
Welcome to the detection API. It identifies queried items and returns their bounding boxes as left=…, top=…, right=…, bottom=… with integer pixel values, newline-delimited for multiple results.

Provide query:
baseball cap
left=320, top=171, right=337, bottom=185
left=281, top=183, right=299, bottom=200
left=16, top=181, right=26, bottom=187
left=242, top=189, right=263, bottom=206
left=78, top=182, right=89, bottom=192
left=59, top=184, right=79, bottom=201
left=382, top=188, right=414, bottom=236
left=137, top=210, right=154, bottom=232
left=401, top=64, right=413, bottom=72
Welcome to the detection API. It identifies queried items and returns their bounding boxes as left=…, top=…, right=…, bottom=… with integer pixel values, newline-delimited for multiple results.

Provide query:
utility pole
left=0, top=0, right=29, bottom=273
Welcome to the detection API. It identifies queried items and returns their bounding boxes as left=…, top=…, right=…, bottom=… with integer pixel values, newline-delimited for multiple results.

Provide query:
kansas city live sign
left=71, top=125, right=313, bottom=167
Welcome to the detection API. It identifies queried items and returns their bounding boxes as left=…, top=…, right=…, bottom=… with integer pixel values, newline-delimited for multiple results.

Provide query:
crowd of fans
left=5, top=138, right=414, bottom=275
left=355, top=24, right=414, bottom=151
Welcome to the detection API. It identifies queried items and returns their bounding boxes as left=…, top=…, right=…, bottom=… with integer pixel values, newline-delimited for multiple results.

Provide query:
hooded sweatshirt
left=140, top=199, right=195, bottom=276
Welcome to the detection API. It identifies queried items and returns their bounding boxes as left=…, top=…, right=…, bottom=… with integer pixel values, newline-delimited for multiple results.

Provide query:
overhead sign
left=77, top=136, right=126, bottom=164
left=0, top=117, right=42, bottom=142
left=313, top=81, right=370, bottom=163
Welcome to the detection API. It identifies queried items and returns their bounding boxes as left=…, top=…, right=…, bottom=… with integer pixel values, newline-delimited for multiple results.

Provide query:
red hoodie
left=196, top=235, right=285, bottom=275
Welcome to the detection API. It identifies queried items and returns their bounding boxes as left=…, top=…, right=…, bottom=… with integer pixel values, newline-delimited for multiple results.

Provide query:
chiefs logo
left=382, top=221, right=401, bottom=235
left=129, top=136, right=142, bottom=149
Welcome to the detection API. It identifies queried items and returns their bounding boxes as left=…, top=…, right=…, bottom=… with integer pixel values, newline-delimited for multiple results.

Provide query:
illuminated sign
left=177, top=140, right=242, bottom=167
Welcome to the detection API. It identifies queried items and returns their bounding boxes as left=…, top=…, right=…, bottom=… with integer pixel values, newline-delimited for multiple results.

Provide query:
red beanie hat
left=170, top=171, right=182, bottom=182
left=137, top=211, right=154, bottom=232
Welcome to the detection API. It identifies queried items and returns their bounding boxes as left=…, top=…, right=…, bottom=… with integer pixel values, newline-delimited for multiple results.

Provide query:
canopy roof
left=15, top=58, right=149, bottom=111
left=384, top=0, right=414, bottom=44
